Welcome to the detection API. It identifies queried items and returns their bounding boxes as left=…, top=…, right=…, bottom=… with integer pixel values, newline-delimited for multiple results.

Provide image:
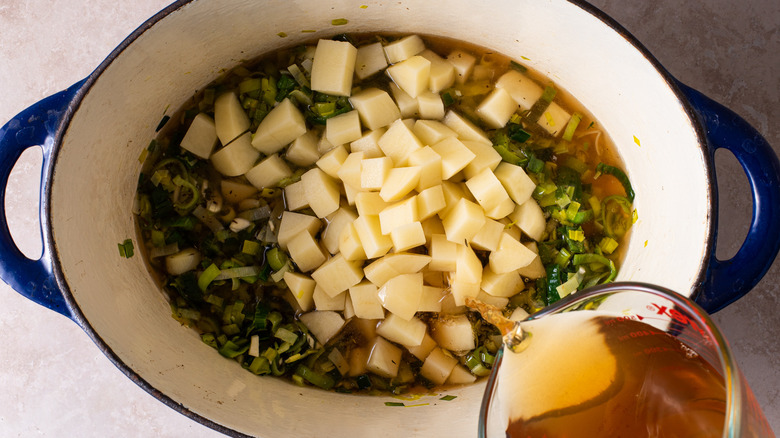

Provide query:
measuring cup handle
left=677, top=82, right=780, bottom=313
left=0, top=80, right=84, bottom=319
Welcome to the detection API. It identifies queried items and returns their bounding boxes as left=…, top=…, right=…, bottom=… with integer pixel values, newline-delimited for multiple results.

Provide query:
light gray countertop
left=1, top=0, right=777, bottom=436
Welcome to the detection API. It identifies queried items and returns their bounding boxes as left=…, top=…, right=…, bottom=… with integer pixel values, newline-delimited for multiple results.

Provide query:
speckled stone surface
left=0, top=1, right=777, bottom=436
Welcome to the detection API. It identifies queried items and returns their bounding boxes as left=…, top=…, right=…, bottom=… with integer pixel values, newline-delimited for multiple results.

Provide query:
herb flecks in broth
left=133, top=33, right=635, bottom=395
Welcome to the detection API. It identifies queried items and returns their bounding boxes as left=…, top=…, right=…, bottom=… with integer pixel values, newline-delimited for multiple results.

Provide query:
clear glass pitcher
left=478, top=282, right=775, bottom=438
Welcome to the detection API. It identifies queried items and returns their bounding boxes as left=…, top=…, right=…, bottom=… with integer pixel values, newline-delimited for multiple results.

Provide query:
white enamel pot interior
left=46, top=0, right=712, bottom=436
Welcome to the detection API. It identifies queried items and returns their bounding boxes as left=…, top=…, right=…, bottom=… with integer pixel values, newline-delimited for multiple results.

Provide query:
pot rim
left=42, top=0, right=714, bottom=436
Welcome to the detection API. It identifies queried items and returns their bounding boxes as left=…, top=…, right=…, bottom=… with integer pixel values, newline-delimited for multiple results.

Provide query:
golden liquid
left=494, top=311, right=727, bottom=438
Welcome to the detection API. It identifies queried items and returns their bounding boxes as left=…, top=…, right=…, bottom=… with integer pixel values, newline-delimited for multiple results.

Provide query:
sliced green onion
left=562, top=112, right=582, bottom=141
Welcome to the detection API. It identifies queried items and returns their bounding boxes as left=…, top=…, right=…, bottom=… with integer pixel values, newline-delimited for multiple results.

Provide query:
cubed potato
left=386, top=55, right=431, bottom=99
left=489, top=232, right=538, bottom=273
left=412, top=119, right=458, bottom=146
left=449, top=278, right=480, bottom=307
left=431, top=314, right=475, bottom=352
left=379, top=196, right=418, bottom=235
left=439, top=292, right=467, bottom=315
left=465, top=167, right=512, bottom=213
left=284, top=181, right=308, bottom=211
left=313, top=285, right=346, bottom=311
left=364, top=253, right=431, bottom=287
left=416, top=185, right=446, bottom=221
left=442, top=110, right=492, bottom=145
left=470, top=218, right=504, bottom=252
left=494, top=70, right=544, bottom=111
left=442, top=198, right=486, bottom=244
left=421, top=216, right=446, bottom=239
left=484, top=196, right=515, bottom=221
left=214, top=91, right=250, bottom=145
left=245, top=153, right=292, bottom=189
left=180, top=113, right=218, bottom=159
left=407, top=332, right=437, bottom=361
left=317, top=132, right=338, bottom=154
left=322, top=207, right=358, bottom=255
left=390, top=221, right=426, bottom=252
left=316, top=144, right=349, bottom=179
left=221, top=179, right=258, bottom=204
left=349, top=88, right=401, bottom=130
left=379, top=167, right=421, bottom=202
left=299, top=310, right=345, bottom=345
left=210, top=133, right=259, bottom=176
left=350, top=128, right=386, bottom=158
left=301, top=167, right=341, bottom=218
left=419, top=49, right=456, bottom=93
left=355, top=191, right=390, bottom=216
left=353, top=215, right=393, bottom=258
left=310, top=39, right=358, bottom=97
left=377, top=119, right=424, bottom=166
left=389, top=82, right=419, bottom=118
left=407, top=146, right=443, bottom=192
left=376, top=313, right=427, bottom=347
left=383, top=34, right=426, bottom=64
left=447, top=49, right=477, bottom=84
left=476, top=87, right=518, bottom=129
left=537, top=102, right=572, bottom=137
left=336, top=151, right=364, bottom=189
left=508, top=198, right=546, bottom=241
left=516, top=241, right=546, bottom=279
left=287, top=230, right=327, bottom=272
left=454, top=244, right=483, bottom=284
left=430, top=137, right=476, bottom=180
left=428, top=234, right=458, bottom=272
left=251, top=98, right=308, bottom=154
left=481, top=264, right=525, bottom=298
left=494, top=161, right=536, bottom=206
left=354, top=41, right=388, bottom=80
left=437, top=180, right=472, bottom=219
left=462, top=140, right=502, bottom=179
left=509, top=306, right=531, bottom=322
left=366, top=336, right=403, bottom=378
left=416, top=91, right=445, bottom=120
left=360, top=156, right=394, bottom=191
left=377, top=273, right=423, bottom=320
left=349, top=281, right=386, bottom=320
left=446, top=365, right=477, bottom=385
left=477, top=288, right=511, bottom=309
left=339, top=221, right=367, bottom=261
left=423, top=270, right=446, bottom=287
left=420, top=347, right=459, bottom=385
left=286, top=130, right=321, bottom=167
left=311, top=253, right=364, bottom=297
left=500, top=217, right=522, bottom=241
left=347, top=346, right=370, bottom=377
left=277, top=211, right=322, bottom=250
left=283, top=271, right=316, bottom=312
left=326, top=110, right=363, bottom=146
left=419, top=285, right=444, bottom=313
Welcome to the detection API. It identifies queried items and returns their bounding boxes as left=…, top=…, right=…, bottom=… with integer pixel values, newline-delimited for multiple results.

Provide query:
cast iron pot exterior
left=1, top=0, right=778, bottom=436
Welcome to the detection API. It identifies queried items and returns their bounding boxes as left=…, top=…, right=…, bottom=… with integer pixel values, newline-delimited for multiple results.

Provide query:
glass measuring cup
left=478, top=282, right=775, bottom=438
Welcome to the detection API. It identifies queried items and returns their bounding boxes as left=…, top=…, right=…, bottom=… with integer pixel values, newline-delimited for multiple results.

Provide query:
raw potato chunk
left=516, top=241, right=546, bottom=279
left=349, top=88, right=401, bottom=130
left=350, top=128, right=386, bottom=158
left=428, top=234, right=458, bottom=272
left=378, top=167, right=421, bottom=202
left=379, top=197, right=418, bottom=235
left=407, top=332, right=437, bottom=361
left=286, top=130, right=321, bottom=167
left=378, top=119, right=424, bottom=166
left=245, top=153, right=292, bottom=189
left=419, top=49, right=456, bottom=93
left=376, top=313, right=427, bottom=347
left=495, top=70, right=543, bottom=111
left=465, top=167, right=511, bottom=213
left=339, top=222, right=367, bottom=262
left=277, top=211, right=322, bottom=250
left=311, top=254, right=364, bottom=298
left=301, top=167, right=341, bottom=218
left=389, top=82, right=419, bottom=118
left=390, top=221, right=426, bottom=252
left=476, top=87, right=518, bottom=129
left=326, top=111, right=362, bottom=146
left=462, top=140, right=502, bottom=179
left=484, top=196, right=516, bottom=221
left=180, top=113, right=218, bottom=159
left=446, top=365, right=477, bottom=385
left=283, top=271, right=316, bottom=312
left=287, top=231, right=327, bottom=272
left=447, top=49, right=477, bottom=84
left=299, top=311, right=345, bottom=345
left=316, top=144, right=349, bottom=178
left=407, top=146, right=443, bottom=192
left=476, top=289, right=509, bottom=310
left=310, top=39, right=358, bottom=97
left=442, top=198, right=486, bottom=244
left=412, top=119, right=457, bottom=146
left=442, top=110, right=492, bottom=145
left=366, top=336, right=402, bottom=379
left=354, top=42, right=388, bottom=79
left=313, top=286, right=346, bottom=311
left=251, top=98, right=307, bottom=154
left=537, top=102, right=572, bottom=137
left=355, top=192, right=390, bottom=216
left=489, top=232, right=537, bottom=273
left=481, top=264, right=524, bottom=298
left=430, top=137, right=476, bottom=180
left=284, top=181, right=308, bottom=211
left=417, top=91, right=445, bottom=120
left=336, top=151, right=364, bottom=189
left=386, top=55, right=431, bottom=99
left=322, top=207, right=358, bottom=255
left=383, top=34, right=426, bottom=64
left=377, top=273, right=423, bottom=320
left=494, top=162, right=536, bottom=205
left=431, top=314, right=475, bottom=352
left=449, top=278, right=480, bottom=306
left=214, top=91, right=250, bottom=145
left=420, top=347, right=458, bottom=385
left=349, top=282, right=385, bottom=319
left=353, top=215, right=393, bottom=258
left=210, top=133, right=259, bottom=177
left=364, top=253, right=431, bottom=286
left=454, top=244, right=483, bottom=284
left=509, top=198, right=546, bottom=241
left=416, top=185, right=446, bottom=221
left=221, top=179, right=258, bottom=204
left=361, top=156, right=393, bottom=191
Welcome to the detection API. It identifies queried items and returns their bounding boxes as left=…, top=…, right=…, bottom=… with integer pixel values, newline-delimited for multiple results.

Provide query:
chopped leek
left=198, top=263, right=222, bottom=291
left=117, top=239, right=134, bottom=258
left=562, top=112, right=582, bottom=141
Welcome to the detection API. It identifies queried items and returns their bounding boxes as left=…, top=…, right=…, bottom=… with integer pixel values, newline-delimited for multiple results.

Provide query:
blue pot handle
left=678, top=82, right=780, bottom=313
left=0, top=80, right=84, bottom=319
